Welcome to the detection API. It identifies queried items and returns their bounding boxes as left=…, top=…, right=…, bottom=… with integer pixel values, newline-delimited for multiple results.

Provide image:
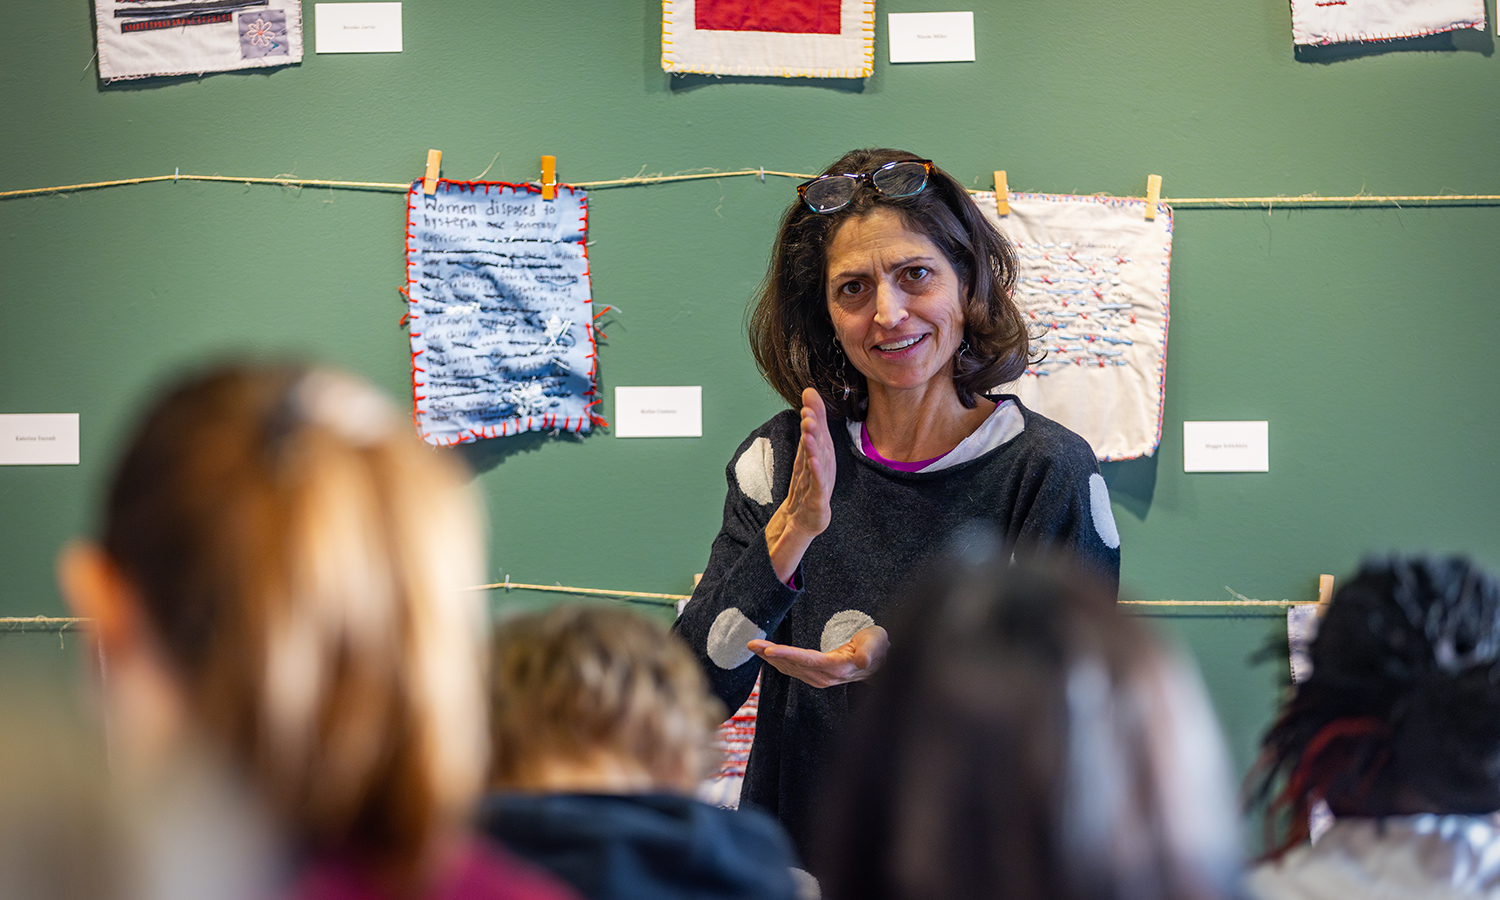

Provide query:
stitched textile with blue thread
left=980, top=192, right=1172, bottom=463
left=404, top=180, right=602, bottom=447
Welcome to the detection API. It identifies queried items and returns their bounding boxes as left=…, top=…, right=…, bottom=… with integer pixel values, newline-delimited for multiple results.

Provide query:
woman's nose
left=873, top=282, right=909, bottom=329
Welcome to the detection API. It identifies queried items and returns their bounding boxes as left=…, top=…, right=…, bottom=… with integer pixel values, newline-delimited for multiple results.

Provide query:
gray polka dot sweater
left=672, top=397, right=1120, bottom=859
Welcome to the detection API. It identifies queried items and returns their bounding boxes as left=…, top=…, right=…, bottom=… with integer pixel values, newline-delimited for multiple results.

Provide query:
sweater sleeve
left=672, top=415, right=805, bottom=716
left=1009, top=416, right=1123, bottom=592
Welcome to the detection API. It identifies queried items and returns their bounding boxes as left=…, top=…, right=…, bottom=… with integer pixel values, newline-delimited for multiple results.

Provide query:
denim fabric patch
left=404, top=181, right=601, bottom=445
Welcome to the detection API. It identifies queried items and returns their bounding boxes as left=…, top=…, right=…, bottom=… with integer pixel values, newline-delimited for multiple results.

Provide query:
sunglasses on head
left=796, top=159, right=935, bottom=214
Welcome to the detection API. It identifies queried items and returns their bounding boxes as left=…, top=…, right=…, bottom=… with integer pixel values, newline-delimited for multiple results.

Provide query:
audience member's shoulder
left=697, top=799, right=801, bottom=860
left=446, top=838, right=582, bottom=900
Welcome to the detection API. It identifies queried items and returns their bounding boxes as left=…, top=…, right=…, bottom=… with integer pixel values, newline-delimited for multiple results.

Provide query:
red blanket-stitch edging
left=1293, top=15, right=1486, bottom=46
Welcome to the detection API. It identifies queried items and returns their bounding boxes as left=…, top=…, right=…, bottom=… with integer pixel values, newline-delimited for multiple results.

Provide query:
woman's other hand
left=765, top=388, right=836, bottom=583
left=747, top=625, right=889, bottom=689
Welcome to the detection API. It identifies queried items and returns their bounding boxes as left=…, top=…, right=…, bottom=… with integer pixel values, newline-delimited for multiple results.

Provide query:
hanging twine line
left=0, top=169, right=815, bottom=201
left=461, top=580, right=1311, bottom=609
left=0, top=616, right=89, bottom=632
left=3, top=168, right=1498, bottom=208
left=466, top=579, right=691, bottom=604
left=0, top=584, right=1311, bottom=630
left=1165, top=193, right=1500, bottom=209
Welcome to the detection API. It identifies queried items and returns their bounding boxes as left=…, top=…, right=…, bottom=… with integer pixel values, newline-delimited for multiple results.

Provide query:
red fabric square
left=695, top=0, right=842, bottom=35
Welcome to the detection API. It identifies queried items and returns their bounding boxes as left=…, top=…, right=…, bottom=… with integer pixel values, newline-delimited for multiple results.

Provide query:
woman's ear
left=56, top=542, right=141, bottom=657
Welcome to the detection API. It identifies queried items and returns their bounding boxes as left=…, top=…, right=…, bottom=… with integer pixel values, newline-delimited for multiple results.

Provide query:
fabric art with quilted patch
left=93, top=0, right=303, bottom=81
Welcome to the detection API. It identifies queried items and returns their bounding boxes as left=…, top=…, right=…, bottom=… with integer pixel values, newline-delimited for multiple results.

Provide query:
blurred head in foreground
left=59, top=362, right=488, bottom=893
left=488, top=603, right=724, bottom=794
left=813, top=540, right=1241, bottom=900
left=1251, top=555, right=1500, bottom=855
left=0, top=680, right=122, bottom=900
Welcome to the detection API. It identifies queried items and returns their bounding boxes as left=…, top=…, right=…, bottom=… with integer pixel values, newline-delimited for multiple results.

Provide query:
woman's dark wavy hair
left=1249, top=555, right=1500, bottom=858
left=813, top=537, right=1241, bottom=900
left=748, top=148, right=1028, bottom=420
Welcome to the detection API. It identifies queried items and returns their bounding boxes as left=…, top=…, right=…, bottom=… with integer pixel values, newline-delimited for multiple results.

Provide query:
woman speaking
left=674, top=149, right=1121, bottom=857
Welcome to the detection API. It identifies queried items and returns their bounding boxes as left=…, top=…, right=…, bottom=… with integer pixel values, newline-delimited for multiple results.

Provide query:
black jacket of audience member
left=479, top=792, right=803, bottom=900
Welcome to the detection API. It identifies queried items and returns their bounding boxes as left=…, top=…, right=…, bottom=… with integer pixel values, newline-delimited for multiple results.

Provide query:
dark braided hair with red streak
left=1249, top=556, right=1500, bottom=858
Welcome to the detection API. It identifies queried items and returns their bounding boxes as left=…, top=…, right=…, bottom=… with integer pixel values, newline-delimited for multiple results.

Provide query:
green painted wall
left=4, top=0, right=1498, bottom=841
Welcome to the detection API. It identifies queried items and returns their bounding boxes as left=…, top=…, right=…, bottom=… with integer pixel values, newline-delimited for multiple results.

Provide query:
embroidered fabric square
left=1286, top=604, right=1334, bottom=839
left=403, top=181, right=602, bottom=447
left=662, top=0, right=874, bottom=78
left=1287, top=605, right=1318, bottom=685
left=980, top=192, right=1172, bottom=462
left=94, top=0, right=303, bottom=82
left=1289, top=0, right=1485, bottom=45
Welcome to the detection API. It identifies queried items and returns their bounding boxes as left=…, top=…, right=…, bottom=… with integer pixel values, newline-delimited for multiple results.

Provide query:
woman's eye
left=904, top=266, right=931, bottom=282
left=837, top=281, right=864, bottom=296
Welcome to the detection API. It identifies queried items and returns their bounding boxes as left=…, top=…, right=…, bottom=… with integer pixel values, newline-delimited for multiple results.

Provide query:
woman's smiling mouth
left=875, top=334, right=927, bottom=352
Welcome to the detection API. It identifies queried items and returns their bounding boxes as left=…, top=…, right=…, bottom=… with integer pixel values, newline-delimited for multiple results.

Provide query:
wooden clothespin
left=993, top=170, right=1010, bottom=216
left=1144, top=173, right=1162, bottom=220
left=541, top=155, right=557, bottom=200
left=422, top=149, right=442, bottom=195
left=1315, top=573, right=1335, bottom=617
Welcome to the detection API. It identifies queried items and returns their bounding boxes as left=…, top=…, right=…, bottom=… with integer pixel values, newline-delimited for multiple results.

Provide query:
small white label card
left=888, top=11, right=975, bottom=63
left=0, top=414, right=79, bottom=466
left=1183, top=421, right=1269, bottom=473
left=614, top=386, right=702, bottom=438
left=315, top=2, right=401, bottom=53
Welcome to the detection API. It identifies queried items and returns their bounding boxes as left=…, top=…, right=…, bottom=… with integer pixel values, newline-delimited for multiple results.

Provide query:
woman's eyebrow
left=828, top=254, right=938, bottom=281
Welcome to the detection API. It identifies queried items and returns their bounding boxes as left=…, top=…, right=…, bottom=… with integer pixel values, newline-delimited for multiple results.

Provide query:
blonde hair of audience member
left=488, top=604, right=725, bottom=795
left=58, top=363, right=489, bottom=894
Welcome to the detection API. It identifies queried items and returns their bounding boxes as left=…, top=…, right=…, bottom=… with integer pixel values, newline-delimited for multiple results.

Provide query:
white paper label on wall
left=1183, top=421, right=1269, bottom=473
left=614, top=387, right=702, bottom=438
left=888, top=12, right=975, bottom=63
left=0, top=414, right=79, bottom=465
left=315, top=2, right=402, bottom=53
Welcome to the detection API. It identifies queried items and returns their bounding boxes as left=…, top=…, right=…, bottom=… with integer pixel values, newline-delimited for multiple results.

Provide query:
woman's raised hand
left=765, top=387, right=836, bottom=583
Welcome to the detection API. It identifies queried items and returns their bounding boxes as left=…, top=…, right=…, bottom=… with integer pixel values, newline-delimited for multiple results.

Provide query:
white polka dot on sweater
left=707, top=607, right=765, bottom=669
left=1089, top=473, right=1120, bottom=549
left=820, top=610, right=875, bottom=653
left=733, top=437, right=775, bottom=506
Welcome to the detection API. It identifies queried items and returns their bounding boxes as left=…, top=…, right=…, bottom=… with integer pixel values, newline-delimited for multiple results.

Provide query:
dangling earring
left=833, top=338, right=851, bottom=400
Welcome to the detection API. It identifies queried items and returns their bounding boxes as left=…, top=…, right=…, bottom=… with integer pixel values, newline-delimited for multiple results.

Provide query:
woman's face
left=824, top=206, right=966, bottom=401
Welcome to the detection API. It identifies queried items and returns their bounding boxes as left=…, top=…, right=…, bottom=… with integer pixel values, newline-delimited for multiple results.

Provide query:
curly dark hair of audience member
left=812, top=534, right=1241, bottom=900
left=747, top=148, right=1029, bottom=420
left=1249, top=555, right=1500, bottom=858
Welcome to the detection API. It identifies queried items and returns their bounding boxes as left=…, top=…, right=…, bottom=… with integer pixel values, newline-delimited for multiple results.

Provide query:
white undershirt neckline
left=846, top=398, right=1026, bottom=473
